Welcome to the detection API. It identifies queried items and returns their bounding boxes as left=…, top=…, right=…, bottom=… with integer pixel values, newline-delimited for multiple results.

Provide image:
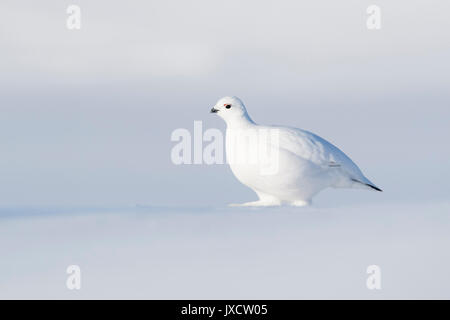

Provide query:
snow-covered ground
left=1, top=202, right=449, bottom=299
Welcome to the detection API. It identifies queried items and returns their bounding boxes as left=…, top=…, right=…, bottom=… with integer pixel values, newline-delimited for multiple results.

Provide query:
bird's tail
left=351, top=178, right=382, bottom=192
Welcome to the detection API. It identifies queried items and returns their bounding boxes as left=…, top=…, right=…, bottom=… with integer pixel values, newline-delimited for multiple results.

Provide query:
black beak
left=210, top=107, right=219, bottom=113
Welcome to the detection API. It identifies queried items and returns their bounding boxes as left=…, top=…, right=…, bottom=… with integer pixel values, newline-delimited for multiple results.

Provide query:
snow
left=1, top=202, right=449, bottom=299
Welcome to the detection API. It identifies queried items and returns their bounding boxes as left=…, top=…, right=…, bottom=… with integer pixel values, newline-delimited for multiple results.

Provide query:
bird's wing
left=269, top=126, right=368, bottom=182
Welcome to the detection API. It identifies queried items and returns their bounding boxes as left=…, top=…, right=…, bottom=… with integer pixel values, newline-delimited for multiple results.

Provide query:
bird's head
left=210, top=96, right=251, bottom=125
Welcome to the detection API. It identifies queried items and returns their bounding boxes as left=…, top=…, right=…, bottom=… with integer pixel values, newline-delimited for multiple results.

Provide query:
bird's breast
left=225, top=127, right=292, bottom=184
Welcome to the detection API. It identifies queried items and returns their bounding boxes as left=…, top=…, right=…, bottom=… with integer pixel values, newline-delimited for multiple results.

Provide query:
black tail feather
left=351, top=179, right=383, bottom=192
left=366, top=184, right=382, bottom=192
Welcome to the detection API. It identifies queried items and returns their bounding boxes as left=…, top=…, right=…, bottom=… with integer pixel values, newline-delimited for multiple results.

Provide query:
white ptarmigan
left=210, top=96, right=381, bottom=207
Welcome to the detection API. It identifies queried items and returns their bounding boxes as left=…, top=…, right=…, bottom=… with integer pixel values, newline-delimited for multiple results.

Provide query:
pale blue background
left=0, top=0, right=449, bottom=299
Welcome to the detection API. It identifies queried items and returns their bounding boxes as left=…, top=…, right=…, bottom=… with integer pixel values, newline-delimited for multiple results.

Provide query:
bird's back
left=263, top=124, right=376, bottom=188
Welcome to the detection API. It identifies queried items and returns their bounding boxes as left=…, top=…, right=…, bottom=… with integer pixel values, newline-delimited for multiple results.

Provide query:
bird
left=210, top=96, right=382, bottom=207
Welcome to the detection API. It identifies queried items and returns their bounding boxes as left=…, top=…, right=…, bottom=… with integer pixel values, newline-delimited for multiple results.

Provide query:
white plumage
left=211, top=96, right=381, bottom=206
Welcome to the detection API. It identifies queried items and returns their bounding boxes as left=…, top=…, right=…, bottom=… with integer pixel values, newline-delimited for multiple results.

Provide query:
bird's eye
left=225, top=104, right=231, bottom=109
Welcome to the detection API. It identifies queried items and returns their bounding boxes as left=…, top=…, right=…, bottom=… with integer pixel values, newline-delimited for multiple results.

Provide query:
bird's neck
left=226, top=113, right=256, bottom=129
